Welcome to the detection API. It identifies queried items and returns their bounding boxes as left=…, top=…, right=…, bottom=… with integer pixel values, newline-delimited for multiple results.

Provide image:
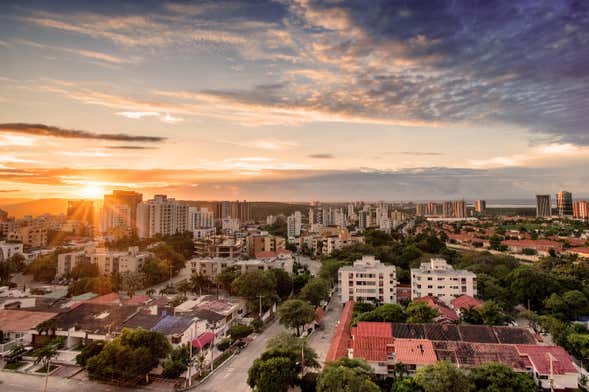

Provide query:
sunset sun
left=78, top=183, right=105, bottom=199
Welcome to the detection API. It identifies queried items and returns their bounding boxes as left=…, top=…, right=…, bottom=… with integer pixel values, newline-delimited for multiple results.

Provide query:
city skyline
left=1, top=0, right=588, bottom=201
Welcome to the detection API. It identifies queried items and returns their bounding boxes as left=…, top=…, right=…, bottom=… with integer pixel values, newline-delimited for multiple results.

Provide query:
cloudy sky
left=0, top=0, right=588, bottom=201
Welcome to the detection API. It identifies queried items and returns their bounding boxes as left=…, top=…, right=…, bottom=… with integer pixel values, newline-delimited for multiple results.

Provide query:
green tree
left=122, top=272, right=145, bottom=298
left=563, top=290, right=589, bottom=320
left=76, top=341, right=105, bottom=366
left=267, top=333, right=319, bottom=368
left=508, top=266, right=561, bottom=310
left=468, top=362, right=535, bottom=392
left=406, top=301, right=439, bottom=323
left=227, top=324, right=254, bottom=340
left=460, top=306, right=483, bottom=325
left=216, top=266, right=240, bottom=293
left=162, top=345, right=190, bottom=379
left=26, top=253, right=58, bottom=282
left=86, top=328, right=170, bottom=385
left=300, top=278, right=329, bottom=307
left=413, top=361, right=473, bottom=392
left=268, top=268, right=293, bottom=300
left=277, top=299, right=316, bottom=336
left=69, top=262, right=99, bottom=280
left=479, top=301, right=511, bottom=325
left=319, top=259, right=350, bottom=285
left=189, top=273, right=212, bottom=295
left=232, top=270, right=278, bottom=311
left=292, top=273, right=311, bottom=294
left=316, top=358, right=379, bottom=392
left=247, top=356, right=297, bottom=392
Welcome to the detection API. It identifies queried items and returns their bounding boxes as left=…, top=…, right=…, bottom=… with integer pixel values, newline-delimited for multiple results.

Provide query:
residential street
left=196, top=320, right=285, bottom=392
left=308, top=293, right=343, bottom=366
left=0, top=372, right=135, bottom=392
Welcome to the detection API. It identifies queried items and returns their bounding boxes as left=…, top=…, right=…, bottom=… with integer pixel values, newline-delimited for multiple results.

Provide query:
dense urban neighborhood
left=1, top=192, right=589, bottom=391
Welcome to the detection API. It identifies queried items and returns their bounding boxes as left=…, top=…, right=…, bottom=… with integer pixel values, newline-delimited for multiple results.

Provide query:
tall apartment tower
left=453, top=200, right=467, bottom=218
left=136, top=195, right=189, bottom=238
left=102, top=190, right=143, bottom=233
left=536, top=195, right=551, bottom=217
left=474, top=200, right=486, bottom=214
left=573, top=200, right=588, bottom=220
left=556, top=191, right=573, bottom=217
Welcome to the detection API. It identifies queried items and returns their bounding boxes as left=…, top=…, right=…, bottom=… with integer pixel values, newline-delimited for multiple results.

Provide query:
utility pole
left=209, top=321, right=217, bottom=373
left=258, top=295, right=263, bottom=318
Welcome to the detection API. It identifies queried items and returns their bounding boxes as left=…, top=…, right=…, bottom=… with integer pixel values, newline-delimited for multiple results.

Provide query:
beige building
left=411, top=258, right=477, bottom=301
left=190, top=254, right=293, bottom=278
left=136, top=195, right=189, bottom=238
left=7, top=225, right=47, bottom=248
left=338, top=256, right=397, bottom=305
left=57, top=246, right=151, bottom=277
left=246, top=234, right=286, bottom=258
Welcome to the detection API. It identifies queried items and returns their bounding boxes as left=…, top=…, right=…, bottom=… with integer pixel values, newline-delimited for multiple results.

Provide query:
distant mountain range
left=0, top=198, right=69, bottom=218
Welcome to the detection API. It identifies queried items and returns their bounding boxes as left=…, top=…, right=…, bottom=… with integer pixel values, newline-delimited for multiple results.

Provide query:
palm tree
left=190, top=273, right=211, bottom=296
left=146, top=287, right=155, bottom=297
left=34, top=343, right=58, bottom=392
left=195, top=352, right=207, bottom=377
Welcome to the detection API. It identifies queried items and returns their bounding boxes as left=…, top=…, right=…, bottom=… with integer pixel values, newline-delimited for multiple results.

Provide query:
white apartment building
left=136, top=195, right=189, bottom=238
left=410, top=258, right=477, bottom=301
left=338, top=256, right=397, bottom=305
left=0, top=241, right=24, bottom=261
left=287, top=211, right=302, bottom=238
left=188, top=207, right=215, bottom=230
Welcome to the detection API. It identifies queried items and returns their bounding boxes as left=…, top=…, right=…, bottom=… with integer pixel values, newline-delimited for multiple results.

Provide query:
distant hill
left=0, top=198, right=68, bottom=218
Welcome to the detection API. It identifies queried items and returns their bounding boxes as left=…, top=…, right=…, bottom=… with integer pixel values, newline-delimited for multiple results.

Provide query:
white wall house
left=338, top=256, right=397, bottom=305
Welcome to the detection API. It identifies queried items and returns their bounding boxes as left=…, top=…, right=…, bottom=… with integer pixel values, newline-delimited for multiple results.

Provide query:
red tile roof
left=325, top=301, right=354, bottom=363
left=502, top=239, right=563, bottom=251
left=84, top=292, right=120, bottom=305
left=393, top=339, right=437, bottom=365
left=515, top=345, right=577, bottom=375
left=415, top=296, right=458, bottom=321
left=352, top=335, right=395, bottom=362
left=451, top=295, right=483, bottom=310
left=0, top=309, right=57, bottom=332
left=354, top=321, right=392, bottom=337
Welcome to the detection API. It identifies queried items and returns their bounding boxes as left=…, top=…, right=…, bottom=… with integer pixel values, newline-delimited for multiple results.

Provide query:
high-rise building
left=188, top=207, right=214, bottom=229
left=453, top=200, right=467, bottom=218
left=415, top=203, right=427, bottom=217
left=536, top=195, right=551, bottom=217
left=556, top=191, right=573, bottom=217
left=102, top=190, right=143, bottom=233
left=215, top=200, right=250, bottom=222
left=573, top=200, right=588, bottom=220
left=442, top=201, right=454, bottom=218
left=427, top=202, right=440, bottom=216
left=358, top=210, right=368, bottom=230
left=136, top=195, right=189, bottom=238
left=474, top=200, right=486, bottom=214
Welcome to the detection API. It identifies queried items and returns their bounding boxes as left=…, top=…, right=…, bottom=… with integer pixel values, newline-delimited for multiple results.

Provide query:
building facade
left=556, top=191, right=573, bottom=217
left=136, top=195, right=189, bottom=238
left=338, top=256, right=397, bottom=304
left=536, top=194, right=551, bottom=217
left=411, top=258, right=477, bottom=301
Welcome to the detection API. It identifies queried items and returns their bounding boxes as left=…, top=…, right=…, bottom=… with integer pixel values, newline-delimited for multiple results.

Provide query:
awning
left=192, top=332, right=215, bottom=349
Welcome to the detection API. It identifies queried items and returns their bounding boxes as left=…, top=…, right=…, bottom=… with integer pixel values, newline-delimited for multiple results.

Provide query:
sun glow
left=78, top=183, right=105, bottom=199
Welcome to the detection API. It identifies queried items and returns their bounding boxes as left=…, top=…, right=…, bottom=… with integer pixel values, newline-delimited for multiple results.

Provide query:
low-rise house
left=0, top=309, right=57, bottom=351
left=501, top=239, right=563, bottom=256
left=57, top=246, right=151, bottom=277
left=190, top=255, right=293, bottom=278
left=515, top=345, right=579, bottom=390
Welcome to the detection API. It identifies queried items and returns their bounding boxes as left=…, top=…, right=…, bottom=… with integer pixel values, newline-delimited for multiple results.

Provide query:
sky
left=0, top=0, right=588, bottom=201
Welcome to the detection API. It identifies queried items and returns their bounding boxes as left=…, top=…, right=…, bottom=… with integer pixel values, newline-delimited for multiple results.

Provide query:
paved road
left=0, top=372, right=135, bottom=392
left=196, top=320, right=285, bottom=392
left=296, top=255, right=321, bottom=276
left=308, top=293, right=343, bottom=366
left=138, top=263, right=193, bottom=295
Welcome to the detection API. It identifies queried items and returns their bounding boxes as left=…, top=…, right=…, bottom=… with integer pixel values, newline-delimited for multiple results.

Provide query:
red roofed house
left=450, top=295, right=484, bottom=318
left=568, top=247, right=589, bottom=259
left=501, top=239, right=563, bottom=256
left=415, top=296, right=458, bottom=323
left=325, top=301, right=354, bottom=364
left=515, top=345, right=579, bottom=391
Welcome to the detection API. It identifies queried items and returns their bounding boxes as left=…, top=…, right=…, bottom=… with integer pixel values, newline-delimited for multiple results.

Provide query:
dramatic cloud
left=308, top=153, right=335, bottom=159
left=0, top=123, right=166, bottom=142
left=106, top=145, right=157, bottom=150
